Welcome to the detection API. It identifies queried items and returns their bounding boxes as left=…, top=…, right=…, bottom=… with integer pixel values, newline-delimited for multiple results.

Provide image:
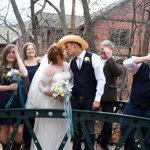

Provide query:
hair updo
left=47, top=43, right=64, bottom=64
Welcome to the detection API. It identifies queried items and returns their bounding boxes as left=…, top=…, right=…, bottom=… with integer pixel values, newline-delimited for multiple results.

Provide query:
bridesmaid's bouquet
left=51, top=80, right=73, bottom=98
left=6, top=69, right=22, bottom=83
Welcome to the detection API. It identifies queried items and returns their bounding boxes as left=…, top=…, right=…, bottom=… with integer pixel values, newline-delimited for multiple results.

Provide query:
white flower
left=51, top=80, right=73, bottom=99
left=7, top=72, right=12, bottom=77
left=84, top=57, right=90, bottom=63
left=6, top=69, right=22, bottom=82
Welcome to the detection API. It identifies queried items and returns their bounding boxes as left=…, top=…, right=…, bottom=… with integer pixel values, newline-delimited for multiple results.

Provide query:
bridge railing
left=0, top=100, right=150, bottom=150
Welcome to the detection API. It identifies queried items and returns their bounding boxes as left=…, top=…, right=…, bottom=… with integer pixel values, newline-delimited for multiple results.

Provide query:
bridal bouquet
left=51, top=80, right=73, bottom=98
left=6, top=69, right=22, bottom=83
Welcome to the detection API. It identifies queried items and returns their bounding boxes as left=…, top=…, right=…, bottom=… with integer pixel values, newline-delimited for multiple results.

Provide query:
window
left=109, top=28, right=130, bottom=48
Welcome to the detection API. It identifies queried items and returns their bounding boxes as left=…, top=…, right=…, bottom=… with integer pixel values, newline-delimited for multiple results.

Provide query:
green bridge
left=0, top=101, right=150, bottom=150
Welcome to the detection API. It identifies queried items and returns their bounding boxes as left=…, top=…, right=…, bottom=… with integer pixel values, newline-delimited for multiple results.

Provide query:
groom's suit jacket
left=70, top=52, right=97, bottom=100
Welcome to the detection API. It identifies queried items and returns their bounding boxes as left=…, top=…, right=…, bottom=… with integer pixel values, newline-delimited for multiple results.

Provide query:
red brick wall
left=94, top=0, right=150, bottom=56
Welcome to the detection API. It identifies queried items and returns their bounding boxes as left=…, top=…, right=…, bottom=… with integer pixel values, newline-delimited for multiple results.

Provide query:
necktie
left=78, top=58, right=82, bottom=69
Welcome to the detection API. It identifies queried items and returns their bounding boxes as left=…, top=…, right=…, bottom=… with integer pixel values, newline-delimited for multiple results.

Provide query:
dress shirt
left=75, top=50, right=106, bottom=102
left=76, top=50, right=85, bottom=69
left=100, top=57, right=107, bottom=66
left=123, top=56, right=142, bottom=75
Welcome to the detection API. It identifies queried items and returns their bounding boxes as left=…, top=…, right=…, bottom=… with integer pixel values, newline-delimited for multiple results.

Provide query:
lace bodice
left=52, top=71, right=71, bottom=82
left=38, top=71, right=71, bottom=93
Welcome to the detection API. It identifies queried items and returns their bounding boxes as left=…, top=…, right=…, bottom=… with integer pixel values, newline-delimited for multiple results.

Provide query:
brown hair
left=47, top=43, right=63, bottom=64
left=22, top=42, right=37, bottom=60
left=0, top=44, right=18, bottom=83
left=66, top=41, right=82, bottom=49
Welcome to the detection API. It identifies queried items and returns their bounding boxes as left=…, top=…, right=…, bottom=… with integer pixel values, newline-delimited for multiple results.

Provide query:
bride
left=26, top=43, right=72, bottom=150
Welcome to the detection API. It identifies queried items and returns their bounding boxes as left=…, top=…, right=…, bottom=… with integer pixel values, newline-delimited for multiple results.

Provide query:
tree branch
left=35, top=0, right=46, bottom=16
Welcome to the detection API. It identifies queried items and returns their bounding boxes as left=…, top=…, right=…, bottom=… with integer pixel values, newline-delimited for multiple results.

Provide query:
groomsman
left=121, top=54, right=150, bottom=150
left=58, top=35, right=106, bottom=150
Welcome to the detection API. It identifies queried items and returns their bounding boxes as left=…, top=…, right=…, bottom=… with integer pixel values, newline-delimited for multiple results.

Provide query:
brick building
left=91, top=0, right=150, bottom=56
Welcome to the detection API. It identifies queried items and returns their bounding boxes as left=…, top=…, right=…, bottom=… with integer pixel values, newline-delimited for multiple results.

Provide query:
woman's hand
left=44, top=90, right=52, bottom=97
left=9, top=83, right=18, bottom=90
left=14, top=48, right=20, bottom=60
left=14, top=48, right=28, bottom=77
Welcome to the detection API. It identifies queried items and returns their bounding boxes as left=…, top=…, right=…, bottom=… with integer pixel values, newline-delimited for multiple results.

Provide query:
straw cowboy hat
left=58, top=35, right=89, bottom=49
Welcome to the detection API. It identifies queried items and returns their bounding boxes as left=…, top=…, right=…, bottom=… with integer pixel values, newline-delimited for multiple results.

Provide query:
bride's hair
left=47, top=43, right=64, bottom=64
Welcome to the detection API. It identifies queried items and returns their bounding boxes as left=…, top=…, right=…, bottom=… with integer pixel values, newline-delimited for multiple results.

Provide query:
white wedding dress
left=26, top=55, right=72, bottom=150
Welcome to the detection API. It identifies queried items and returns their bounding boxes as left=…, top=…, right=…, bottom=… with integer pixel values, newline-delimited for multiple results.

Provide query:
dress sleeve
left=38, top=75, right=52, bottom=93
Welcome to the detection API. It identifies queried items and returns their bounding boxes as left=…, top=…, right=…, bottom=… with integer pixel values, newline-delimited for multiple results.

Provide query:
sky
left=0, top=0, right=119, bottom=23
left=42, top=0, right=119, bottom=15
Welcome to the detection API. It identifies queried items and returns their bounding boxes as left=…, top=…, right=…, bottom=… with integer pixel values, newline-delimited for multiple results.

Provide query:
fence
left=0, top=101, right=150, bottom=150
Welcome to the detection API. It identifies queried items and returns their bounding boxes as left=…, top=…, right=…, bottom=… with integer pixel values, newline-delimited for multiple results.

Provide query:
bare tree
left=30, top=0, right=46, bottom=54
left=10, top=0, right=29, bottom=43
left=81, top=0, right=96, bottom=53
left=46, top=0, right=68, bottom=35
left=71, top=0, right=75, bottom=34
left=0, top=30, right=10, bottom=43
left=142, top=11, right=150, bottom=56
left=0, top=1, right=21, bottom=45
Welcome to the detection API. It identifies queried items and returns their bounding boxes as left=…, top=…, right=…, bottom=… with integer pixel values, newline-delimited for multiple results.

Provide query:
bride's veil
left=26, top=54, right=49, bottom=108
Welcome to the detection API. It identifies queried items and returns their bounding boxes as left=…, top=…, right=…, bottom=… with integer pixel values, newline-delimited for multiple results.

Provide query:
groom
left=58, top=35, right=105, bottom=150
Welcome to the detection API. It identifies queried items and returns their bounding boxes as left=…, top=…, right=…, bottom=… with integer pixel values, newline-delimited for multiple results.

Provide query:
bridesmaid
left=23, top=42, right=40, bottom=83
left=22, top=42, right=41, bottom=150
left=0, top=44, right=28, bottom=150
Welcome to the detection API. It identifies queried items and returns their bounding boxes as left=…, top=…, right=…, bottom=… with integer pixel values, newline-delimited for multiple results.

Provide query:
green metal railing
left=0, top=100, right=150, bottom=150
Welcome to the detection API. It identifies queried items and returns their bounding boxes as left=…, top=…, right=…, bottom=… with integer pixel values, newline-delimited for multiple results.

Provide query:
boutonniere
left=84, top=57, right=90, bottom=63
